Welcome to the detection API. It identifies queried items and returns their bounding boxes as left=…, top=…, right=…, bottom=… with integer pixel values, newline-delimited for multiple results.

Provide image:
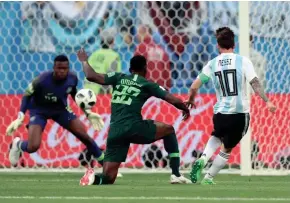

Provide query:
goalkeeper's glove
left=6, top=112, right=25, bottom=136
left=84, top=109, right=104, bottom=131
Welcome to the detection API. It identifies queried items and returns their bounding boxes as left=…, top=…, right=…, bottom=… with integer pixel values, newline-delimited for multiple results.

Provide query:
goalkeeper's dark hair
left=54, top=55, right=69, bottom=63
left=215, top=27, right=235, bottom=49
left=129, top=55, right=147, bottom=72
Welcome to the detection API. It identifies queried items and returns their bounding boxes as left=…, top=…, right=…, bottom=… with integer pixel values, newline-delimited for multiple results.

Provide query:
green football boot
left=190, top=158, right=205, bottom=183
left=201, top=178, right=216, bottom=185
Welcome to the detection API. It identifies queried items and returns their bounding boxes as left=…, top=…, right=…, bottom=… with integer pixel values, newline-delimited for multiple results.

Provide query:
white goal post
left=239, top=1, right=290, bottom=176
left=239, top=1, right=252, bottom=176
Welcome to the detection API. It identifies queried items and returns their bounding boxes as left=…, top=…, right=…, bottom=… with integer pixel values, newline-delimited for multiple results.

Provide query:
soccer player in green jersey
left=77, top=48, right=191, bottom=185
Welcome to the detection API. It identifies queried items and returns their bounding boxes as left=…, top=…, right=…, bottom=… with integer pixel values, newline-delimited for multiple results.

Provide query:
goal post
left=239, top=1, right=252, bottom=176
left=239, top=1, right=290, bottom=176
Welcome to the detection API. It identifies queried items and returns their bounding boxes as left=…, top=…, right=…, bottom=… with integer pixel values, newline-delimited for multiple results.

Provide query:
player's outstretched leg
left=201, top=146, right=231, bottom=185
left=9, top=124, right=43, bottom=166
left=65, top=118, right=104, bottom=165
left=62, top=116, right=126, bottom=182
left=190, top=136, right=222, bottom=183
left=154, top=121, right=191, bottom=184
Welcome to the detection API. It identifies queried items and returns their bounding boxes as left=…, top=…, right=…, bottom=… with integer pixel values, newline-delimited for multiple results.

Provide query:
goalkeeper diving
left=6, top=55, right=105, bottom=170
left=77, top=48, right=191, bottom=185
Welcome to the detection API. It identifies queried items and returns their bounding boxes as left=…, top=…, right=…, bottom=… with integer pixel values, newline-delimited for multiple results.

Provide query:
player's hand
left=184, top=100, right=196, bottom=109
left=266, top=101, right=276, bottom=113
left=182, top=109, right=190, bottom=121
left=6, top=112, right=25, bottom=136
left=85, top=109, right=104, bottom=131
left=77, top=48, right=88, bottom=62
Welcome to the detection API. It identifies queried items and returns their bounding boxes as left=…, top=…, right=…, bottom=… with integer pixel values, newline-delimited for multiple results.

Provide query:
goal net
left=0, top=1, right=289, bottom=174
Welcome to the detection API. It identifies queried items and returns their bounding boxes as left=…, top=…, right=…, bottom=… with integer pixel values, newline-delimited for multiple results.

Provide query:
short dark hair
left=54, top=55, right=69, bottom=63
left=215, top=27, right=235, bottom=49
left=130, top=55, right=147, bottom=72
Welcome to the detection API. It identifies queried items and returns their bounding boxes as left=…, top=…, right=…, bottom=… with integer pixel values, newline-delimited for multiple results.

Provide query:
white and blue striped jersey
left=199, top=53, right=257, bottom=114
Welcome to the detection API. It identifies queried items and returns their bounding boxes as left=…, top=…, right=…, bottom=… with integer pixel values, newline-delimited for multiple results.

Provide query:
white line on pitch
left=0, top=196, right=290, bottom=201
left=1, top=179, right=289, bottom=184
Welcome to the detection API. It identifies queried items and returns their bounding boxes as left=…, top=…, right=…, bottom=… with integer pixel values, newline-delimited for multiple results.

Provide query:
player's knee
left=165, top=125, right=175, bottom=135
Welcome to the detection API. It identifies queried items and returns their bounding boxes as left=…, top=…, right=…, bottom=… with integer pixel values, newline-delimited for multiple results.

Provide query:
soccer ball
left=75, top=89, right=96, bottom=109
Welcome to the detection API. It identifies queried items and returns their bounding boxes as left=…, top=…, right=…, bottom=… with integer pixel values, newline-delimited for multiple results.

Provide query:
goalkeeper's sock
left=204, top=151, right=229, bottom=179
left=18, top=140, right=28, bottom=152
left=201, top=136, right=222, bottom=164
left=87, top=141, right=103, bottom=161
left=93, top=174, right=112, bottom=185
left=163, top=133, right=181, bottom=177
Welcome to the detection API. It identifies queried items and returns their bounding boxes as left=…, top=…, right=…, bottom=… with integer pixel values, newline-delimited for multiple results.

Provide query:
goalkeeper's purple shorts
left=27, top=109, right=77, bottom=130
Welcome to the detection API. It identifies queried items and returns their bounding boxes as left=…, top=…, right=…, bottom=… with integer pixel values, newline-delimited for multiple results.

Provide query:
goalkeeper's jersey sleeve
left=105, top=72, right=167, bottom=125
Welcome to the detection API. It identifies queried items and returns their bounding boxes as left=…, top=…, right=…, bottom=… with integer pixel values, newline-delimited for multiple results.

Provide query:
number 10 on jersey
left=215, top=70, right=238, bottom=96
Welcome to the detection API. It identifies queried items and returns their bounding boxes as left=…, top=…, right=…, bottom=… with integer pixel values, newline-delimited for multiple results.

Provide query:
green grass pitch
left=0, top=173, right=289, bottom=203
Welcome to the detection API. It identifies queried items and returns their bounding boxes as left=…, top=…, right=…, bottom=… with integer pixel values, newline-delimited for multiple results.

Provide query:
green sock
left=169, top=154, right=181, bottom=177
left=163, top=133, right=181, bottom=177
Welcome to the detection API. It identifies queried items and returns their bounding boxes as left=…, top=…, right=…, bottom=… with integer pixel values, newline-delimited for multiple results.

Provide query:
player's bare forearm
left=164, top=93, right=189, bottom=112
left=250, top=77, right=269, bottom=102
left=77, top=48, right=106, bottom=85
left=82, top=61, right=106, bottom=85
left=187, top=78, right=202, bottom=104
left=188, top=88, right=198, bottom=103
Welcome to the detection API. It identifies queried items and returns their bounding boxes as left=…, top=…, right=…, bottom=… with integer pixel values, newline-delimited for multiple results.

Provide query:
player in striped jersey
left=186, top=27, right=276, bottom=185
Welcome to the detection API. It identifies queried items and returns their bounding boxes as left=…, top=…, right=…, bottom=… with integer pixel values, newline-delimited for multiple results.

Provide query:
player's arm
left=245, top=59, right=276, bottom=113
left=147, top=82, right=190, bottom=120
left=249, top=77, right=269, bottom=102
left=6, top=77, right=39, bottom=136
left=77, top=48, right=106, bottom=85
left=20, top=77, right=39, bottom=114
left=164, top=93, right=189, bottom=113
left=68, top=74, right=79, bottom=102
left=187, top=78, right=203, bottom=108
left=186, top=62, right=211, bottom=108
left=69, top=76, right=78, bottom=101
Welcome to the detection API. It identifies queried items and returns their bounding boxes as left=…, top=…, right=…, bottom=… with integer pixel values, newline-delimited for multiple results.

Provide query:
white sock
left=205, top=151, right=230, bottom=180
left=200, top=136, right=222, bottom=164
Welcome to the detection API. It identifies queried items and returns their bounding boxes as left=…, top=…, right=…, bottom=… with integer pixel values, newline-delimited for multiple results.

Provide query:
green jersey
left=104, top=72, right=167, bottom=125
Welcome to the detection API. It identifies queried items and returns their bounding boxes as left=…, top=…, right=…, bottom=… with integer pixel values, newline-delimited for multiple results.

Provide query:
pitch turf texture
left=0, top=173, right=289, bottom=203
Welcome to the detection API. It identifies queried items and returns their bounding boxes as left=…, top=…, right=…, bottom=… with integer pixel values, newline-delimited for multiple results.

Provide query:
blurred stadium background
left=0, top=1, right=289, bottom=175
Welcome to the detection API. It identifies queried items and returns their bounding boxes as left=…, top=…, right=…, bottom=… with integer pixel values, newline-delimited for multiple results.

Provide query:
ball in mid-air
left=75, top=89, right=96, bottom=109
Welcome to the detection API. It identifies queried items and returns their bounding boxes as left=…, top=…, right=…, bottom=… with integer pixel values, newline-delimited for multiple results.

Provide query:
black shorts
left=211, top=113, right=250, bottom=149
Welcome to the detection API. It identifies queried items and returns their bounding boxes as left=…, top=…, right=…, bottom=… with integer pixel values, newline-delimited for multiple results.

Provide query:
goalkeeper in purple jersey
left=6, top=55, right=105, bottom=169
